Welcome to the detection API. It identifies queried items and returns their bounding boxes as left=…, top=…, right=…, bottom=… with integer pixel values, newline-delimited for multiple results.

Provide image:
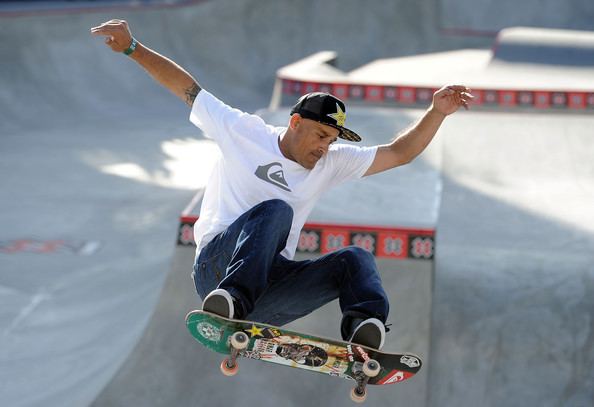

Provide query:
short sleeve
left=326, top=144, right=378, bottom=185
left=189, top=90, right=266, bottom=146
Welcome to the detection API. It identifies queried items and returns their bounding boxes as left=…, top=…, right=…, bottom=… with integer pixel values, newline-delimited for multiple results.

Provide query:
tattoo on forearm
left=185, top=82, right=201, bottom=106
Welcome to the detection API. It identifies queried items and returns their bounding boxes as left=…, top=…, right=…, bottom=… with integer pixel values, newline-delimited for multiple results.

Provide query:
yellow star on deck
left=327, top=103, right=346, bottom=126
left=246, top=324, right=264, bottom=338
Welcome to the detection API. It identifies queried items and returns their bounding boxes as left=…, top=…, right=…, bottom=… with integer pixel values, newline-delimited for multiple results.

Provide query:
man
left=91, top=19, right=472, bottom=350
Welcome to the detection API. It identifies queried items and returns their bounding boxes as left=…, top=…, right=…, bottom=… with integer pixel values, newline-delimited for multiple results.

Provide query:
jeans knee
left=256, top=199, right=294, bottom=226
left=341, top=246, right=376, bottom=270
left=259, top=199, right=293, bottom=215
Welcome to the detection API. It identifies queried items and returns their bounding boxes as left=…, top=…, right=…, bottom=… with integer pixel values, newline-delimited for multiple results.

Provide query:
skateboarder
left=91, top=19, right=472, bottom=350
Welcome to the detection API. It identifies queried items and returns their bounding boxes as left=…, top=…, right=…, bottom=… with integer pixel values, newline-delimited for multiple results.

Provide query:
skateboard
left=186, top=310, right=422, bottom=403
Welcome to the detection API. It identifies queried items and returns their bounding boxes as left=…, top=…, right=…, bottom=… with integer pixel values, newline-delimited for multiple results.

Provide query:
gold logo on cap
left=327, top=103, right=346, bottom=126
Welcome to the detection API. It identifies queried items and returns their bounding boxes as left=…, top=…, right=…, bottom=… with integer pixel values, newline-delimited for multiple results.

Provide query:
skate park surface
left=1, top=1, right=593, bottom=406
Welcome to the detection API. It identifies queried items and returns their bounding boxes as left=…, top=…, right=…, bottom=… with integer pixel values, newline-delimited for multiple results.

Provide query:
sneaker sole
left=350, top=320, right=385, bottom=350
left=202, top=295, right=231, bottom=318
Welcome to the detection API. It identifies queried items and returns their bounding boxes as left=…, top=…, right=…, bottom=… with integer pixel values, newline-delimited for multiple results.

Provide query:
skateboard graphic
left=186, top=310, right=422, bottom=403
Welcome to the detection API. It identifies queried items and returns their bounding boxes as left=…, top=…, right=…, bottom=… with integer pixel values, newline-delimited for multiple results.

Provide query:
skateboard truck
left=220, top=331, right=249, bottom=376
left=350, top=359, right=381, bottom=403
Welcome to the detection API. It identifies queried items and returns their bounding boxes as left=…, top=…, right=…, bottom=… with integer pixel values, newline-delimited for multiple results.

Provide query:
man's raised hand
left=432, top=85, right=474, bottom=116
left=90, top=19, right=134, bottom=53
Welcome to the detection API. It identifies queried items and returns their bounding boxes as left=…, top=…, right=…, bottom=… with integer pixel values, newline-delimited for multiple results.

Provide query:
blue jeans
left=191, top=199, right=389, bottom=340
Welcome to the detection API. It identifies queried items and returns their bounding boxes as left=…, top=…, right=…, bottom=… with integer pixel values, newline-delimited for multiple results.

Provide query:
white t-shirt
left=190, top=90, right=377, bottom=259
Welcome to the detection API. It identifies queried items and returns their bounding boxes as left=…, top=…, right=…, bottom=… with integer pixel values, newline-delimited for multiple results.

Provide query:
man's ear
left=289, top=114, right=301, bottom=130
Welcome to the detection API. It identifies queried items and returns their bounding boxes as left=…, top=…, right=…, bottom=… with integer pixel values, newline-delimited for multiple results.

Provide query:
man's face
left=290, top=116, right=340, bottom=170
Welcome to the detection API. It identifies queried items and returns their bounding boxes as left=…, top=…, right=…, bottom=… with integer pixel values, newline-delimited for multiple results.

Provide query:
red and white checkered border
left=178, top=216, right=435, bottom=261
left=280, top=78, right=594, bottom=110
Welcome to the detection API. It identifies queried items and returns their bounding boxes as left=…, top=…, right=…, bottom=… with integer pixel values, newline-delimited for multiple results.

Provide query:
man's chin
left=303, top=160, right=317, bottom=170
left=296, top=154, right=321, bottom=170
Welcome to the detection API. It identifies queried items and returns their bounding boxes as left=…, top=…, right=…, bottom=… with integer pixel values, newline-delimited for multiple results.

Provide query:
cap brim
left=326, top=123, right=362, bottom=142
left=296, top=113, right=362, bottom=142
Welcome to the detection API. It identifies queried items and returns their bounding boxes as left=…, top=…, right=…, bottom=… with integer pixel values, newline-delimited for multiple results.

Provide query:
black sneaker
left=202, top=289, right=236, bottom=319
left=348, top=318, right=386, bottom=350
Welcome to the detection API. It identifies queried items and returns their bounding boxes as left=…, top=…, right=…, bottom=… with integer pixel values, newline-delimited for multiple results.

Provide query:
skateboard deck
left=186, top=310, right=422, bottom=393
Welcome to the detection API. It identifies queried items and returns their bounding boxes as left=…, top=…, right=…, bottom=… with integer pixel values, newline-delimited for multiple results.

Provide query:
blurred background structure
left=1, top=1, right=593, bottom=406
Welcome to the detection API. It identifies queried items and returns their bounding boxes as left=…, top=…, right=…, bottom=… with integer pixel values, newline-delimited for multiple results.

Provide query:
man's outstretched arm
left=364, top=85, right=473, bottom=176
left=90, top=19, right=201, bottom=107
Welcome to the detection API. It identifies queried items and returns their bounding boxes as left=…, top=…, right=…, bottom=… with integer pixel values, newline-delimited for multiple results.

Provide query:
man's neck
left=278, top=131, right=294, bottom=161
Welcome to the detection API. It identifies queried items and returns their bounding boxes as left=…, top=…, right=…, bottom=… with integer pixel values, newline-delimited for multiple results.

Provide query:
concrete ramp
left=430, top=109, right=594, bottom=407
left=492, top=27, right=594, bottom=66
left=90, top=243, right=203, bottom=407
left=92, top=239, right=435, bottom=407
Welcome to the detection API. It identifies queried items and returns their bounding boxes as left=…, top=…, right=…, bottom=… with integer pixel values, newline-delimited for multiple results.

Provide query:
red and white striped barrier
left=279, top=78, right=594, bottom=110
left=178, top=215, right=435, bottom=261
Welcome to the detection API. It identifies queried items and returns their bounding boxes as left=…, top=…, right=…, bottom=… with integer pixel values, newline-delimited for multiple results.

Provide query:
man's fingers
left=90, top=20, right=128, bottom=35
left=102, top=22, right=127, bottom=28
left=93, top=19, right=126, bottom=27
left=460, top=93, right=473, bottom=102
left=91, top=25, right=123, bottom=33
left=443, top=86, right=474, bottom=100
left=446, top=85, right=471, bottom=92
left=90, top=26, right=119, bottom=36
left=461, top=92, right=474, bottom=110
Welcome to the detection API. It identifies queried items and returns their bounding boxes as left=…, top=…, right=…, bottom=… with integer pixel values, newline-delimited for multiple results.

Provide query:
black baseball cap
left=290, top=92, right=361, bottom=142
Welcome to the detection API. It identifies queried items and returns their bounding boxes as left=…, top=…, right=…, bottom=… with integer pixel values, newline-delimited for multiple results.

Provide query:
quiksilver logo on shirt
left=255, top=162, right=291, bottom=192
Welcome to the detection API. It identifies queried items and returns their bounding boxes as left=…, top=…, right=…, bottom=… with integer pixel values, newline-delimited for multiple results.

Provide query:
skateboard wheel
left=362, top=359, right=381, bottom=378
left=350, top=387, right=367, bottom=403
left=220, top=358, right=239, bottom=377
left=230, top=332, right=249, bottom=350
